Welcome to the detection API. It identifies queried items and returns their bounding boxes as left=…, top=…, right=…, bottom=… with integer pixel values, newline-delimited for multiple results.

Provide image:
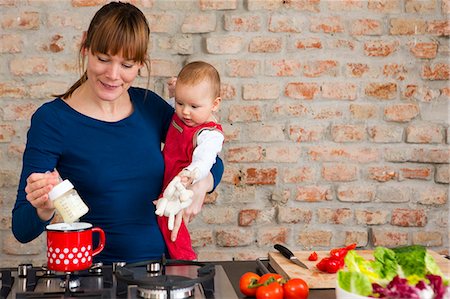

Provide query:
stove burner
left=59, top=274, right=80, bottom=290
left=137, top=275, right=195, bottom=299
left=115, top=259, right=215, bottom=299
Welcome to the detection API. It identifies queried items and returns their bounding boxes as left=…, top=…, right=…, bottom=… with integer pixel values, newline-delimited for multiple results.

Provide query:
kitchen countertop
left=216, top=259, right=335, bottom=299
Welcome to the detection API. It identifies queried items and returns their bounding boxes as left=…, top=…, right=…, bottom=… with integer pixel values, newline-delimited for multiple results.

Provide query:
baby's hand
left=167, top=77, right=177, bottom=98
left=178, top=168, right=198, bottom=186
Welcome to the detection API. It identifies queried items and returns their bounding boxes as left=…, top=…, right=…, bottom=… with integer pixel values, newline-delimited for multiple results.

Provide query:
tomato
left=345, top=243, right=357, bottom=250
left=239, top=272, right=260, bottom=297
left=255, top=281, right=284, bottom=299
left=316, top=257, right=330, bottom=272
left=283, top=278, right=309, bottom=299
left=308, top=251, right=318, bottom=261
left=325, top=258, right=343, bottom=273
left=257, top=273, right=283, bottom=285
left=330, top=247, right=348, bottom=259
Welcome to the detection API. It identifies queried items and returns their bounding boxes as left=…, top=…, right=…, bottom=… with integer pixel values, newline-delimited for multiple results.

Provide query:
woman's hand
left=25, top=170, right=60, bottom=221
left=170, top=173, right=213, bottom=242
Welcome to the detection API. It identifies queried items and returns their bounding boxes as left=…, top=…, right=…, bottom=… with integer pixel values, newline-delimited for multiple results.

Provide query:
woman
left=11, top=1, right=223, bottom=264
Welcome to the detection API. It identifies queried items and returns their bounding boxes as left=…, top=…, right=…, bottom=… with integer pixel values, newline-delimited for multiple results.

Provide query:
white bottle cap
left=48, top=179, right=74, bottom=201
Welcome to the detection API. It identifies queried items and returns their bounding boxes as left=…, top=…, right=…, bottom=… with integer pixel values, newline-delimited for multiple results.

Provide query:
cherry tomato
left=283, top=278, right=309, bottom=299
left=239, top=272, right=260, bottom=297
left=257, top=273, right=283, bottom=285
left=256, top=281, right=284, bottom=299
left=308, top=251, right=318, bottom=261
left=316, top=257, right=330, bottom=272
left=325, top=258, right=343, bottom=273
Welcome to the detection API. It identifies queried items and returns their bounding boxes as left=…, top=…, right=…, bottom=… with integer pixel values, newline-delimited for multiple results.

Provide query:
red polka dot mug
left=46, top=222, right=105, bottom=272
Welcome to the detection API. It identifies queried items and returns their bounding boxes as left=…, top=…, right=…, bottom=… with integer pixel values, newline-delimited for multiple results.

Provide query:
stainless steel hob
left=0, top=258, right=239, bottom=299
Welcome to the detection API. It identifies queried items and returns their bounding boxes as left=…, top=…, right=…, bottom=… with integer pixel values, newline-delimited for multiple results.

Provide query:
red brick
left=8, top=143, right=25, bottom=159
left=10, top=57, right=48, bottom=76
left=202, top=207, right=235, bottom=224
left=391, top=208, right=427, bottom=227
left=364, top=40, right=399, bottom=56
left=257, top=227, right=289, bottom=246
left=310, top=16, right=344, bottom=33
left=71, top=0, right=106, bottom=6
left=226, top=146, right=264, bottom=163
left=228, top=105, right=261, bottom=122
left=321, top=163, right=358, bottom=182
left=337, top=185, right=375, bottom=202
left=427, top=20, right=450, bottom=36
left=350, top=104, right=378, bottom=119
left=399, top=166, right=433, bottom=180
left=368, top=0, right=401, bottom=12
left=295, top=185, right=334, bottom=202
left=384, top=103, right=420, bottom=122
left=190, top=229, right=213, bottom=248
left=318, top=208, right=353, bottom=224
left=372, top=229, right=409, bottom=247
left=321, top=83, right=357, bottom=100
left=328, top=39, right=355, bottom=50
left=375, top=185, right=410, bottom=202
left=2, top=11, right=40, bottom=29
left=238, top=209, right=260, bottom=226
left=0, top=82, right=27, bottom=98
left=181, top=14, right=216, bottom=33
left=199, top=0, right=237, bottom=10
left=271, top=103, right=309, bottom=118
left=312, top=105, right=345, bottom=120
left=406, top=123, right=445, bottom=144
left=331, top=124, right=366, bottom=142
left=285, top=0, right=320, bottom=12
left=328, top=0, right=364, bottom=10
left=285, top=82, right=319, bottom=100
left=0, top=34, right=23, bottom=53
left=283, top=167, right=315, bottom=183
left=351, top=19, right=383, bottom=35
left=249, top=37, right=282, bottom=53
left=243, top=167, right=277, bottom=185
left=247, top=0, right=281, bottom=10
left=298, top=231, right=332, bottom=247
left=368, top=125, right=403, bottom=143
left=245, top=123, right=285, bottom=142
left=443, top=0, right=450, bottom=13
left=215, top=229, right=254, bottom=247
left=278, top=207, right=312, bottom=224
left=413, top=231, right=443, bottom=247
left=269, top=15, right=303, bottom=32
left=242, top=83, right=279, bottom=100
left=355, top=210, right=389, bottom=225
left=2, top=103, right=37, bottom=121
left=402, top=84, right=440, bottom=102
left=226, top=59, right=259, bottom=77
left=149, top=59, right=178, bottom=77
left=367, top=166, right=397, bottom=182
left=346, top=63, right=370, bottom=78
left=308, top=146, right=380, bottom=163
left=389, top=18, right=426, bottom=35
left=220, top=83, right=237, bottom=100
left=405, top=0, right=436, bottom=12
left=224, top=15, right=261, bottom=32
left=345, top=231, right=368, bottom=247
left=294, top=38, right=322, bottom=49
left=206, top=36, right=243, bottom=54
left=365, top=83, right=397, bottom=99
left=0, top=124, right=16, bottom=143
left=265, top=60, right=302, bottom=77
left=264, top=145, right=302, bottom=163
left=411, top=148, right=450, bottom=163
left=303, top=60, right=338, bottom=77
left=421, top=63, right=450, bottom=80
left=417, top=186, right=448, bottom=205
left=409, top=42, right=438, bottom=58
left=382, top=64, right=407, bottom=81
left=435, top=165, right=450, bottom=183
left=288, top=124, right=325, bottom=143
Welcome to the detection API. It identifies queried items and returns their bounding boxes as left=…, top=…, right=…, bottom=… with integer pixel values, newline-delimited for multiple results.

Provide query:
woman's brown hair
left=55, top=2, right=150, bottom=99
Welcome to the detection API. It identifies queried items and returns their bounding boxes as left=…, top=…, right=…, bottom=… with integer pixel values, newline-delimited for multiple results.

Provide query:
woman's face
left=85, top=50, right=142, bottom=102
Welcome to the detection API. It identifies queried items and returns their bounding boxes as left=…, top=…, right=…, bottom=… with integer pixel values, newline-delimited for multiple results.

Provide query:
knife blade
left=274, top=244, right=309, bottom=269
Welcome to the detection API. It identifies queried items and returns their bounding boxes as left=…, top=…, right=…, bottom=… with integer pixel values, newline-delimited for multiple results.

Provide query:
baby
left=155, top=61, right=223, bottom=260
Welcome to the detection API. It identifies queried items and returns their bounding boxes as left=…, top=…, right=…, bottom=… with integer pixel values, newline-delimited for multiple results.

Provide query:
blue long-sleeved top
left=12, top=87, right=223, bottom=264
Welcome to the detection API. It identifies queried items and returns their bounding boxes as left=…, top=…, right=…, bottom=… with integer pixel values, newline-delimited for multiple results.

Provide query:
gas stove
left=0, top=258, right=239, bottom=299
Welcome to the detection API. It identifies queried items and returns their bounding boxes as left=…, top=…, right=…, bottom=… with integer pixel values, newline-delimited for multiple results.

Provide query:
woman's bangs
left=90, top=20, right=147, bottom=63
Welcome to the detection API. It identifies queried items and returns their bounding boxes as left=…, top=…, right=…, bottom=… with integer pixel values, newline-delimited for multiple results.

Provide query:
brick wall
left=0, top=0, right=449, bottom=266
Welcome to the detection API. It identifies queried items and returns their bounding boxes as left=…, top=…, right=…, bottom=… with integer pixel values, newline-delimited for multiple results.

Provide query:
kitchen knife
left=274, top=244, right=309, bottom=269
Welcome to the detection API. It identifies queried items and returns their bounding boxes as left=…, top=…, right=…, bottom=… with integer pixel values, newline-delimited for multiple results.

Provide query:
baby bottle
left=48, top=179, right=89, bottom=224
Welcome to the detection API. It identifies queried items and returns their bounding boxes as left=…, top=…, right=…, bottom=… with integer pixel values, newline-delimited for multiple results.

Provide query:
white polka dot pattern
left=48, top=246, right=92, bottom=268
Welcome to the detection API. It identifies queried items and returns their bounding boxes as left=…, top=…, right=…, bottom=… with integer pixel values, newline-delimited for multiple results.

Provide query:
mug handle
left=92, top=227, right=106, bottom=257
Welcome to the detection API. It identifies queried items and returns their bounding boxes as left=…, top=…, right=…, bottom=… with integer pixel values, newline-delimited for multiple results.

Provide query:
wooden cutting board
left=269, top=250, right=450, bottom=289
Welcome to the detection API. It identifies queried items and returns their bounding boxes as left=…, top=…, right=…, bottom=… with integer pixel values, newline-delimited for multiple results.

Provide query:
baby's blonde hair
left=177, top=61, right=221, bottom=98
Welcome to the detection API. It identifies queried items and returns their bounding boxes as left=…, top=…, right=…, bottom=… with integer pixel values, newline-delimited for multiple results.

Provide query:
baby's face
left=174, top=80, right=220, bottom=127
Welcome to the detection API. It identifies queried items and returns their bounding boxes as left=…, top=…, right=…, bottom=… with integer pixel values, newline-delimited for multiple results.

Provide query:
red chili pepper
left=308, top=251, right=318, bottom=261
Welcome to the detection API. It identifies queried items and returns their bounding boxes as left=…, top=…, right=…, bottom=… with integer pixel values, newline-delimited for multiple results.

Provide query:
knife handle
left=274, top=244, right=295, bottom=259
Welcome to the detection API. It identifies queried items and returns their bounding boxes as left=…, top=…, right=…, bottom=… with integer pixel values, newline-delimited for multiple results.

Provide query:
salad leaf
left=337, top=270, right=373, bottom=297
left=393, top=245, right=427, bottom=278
left=373, top=246, right=399, bottom=282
